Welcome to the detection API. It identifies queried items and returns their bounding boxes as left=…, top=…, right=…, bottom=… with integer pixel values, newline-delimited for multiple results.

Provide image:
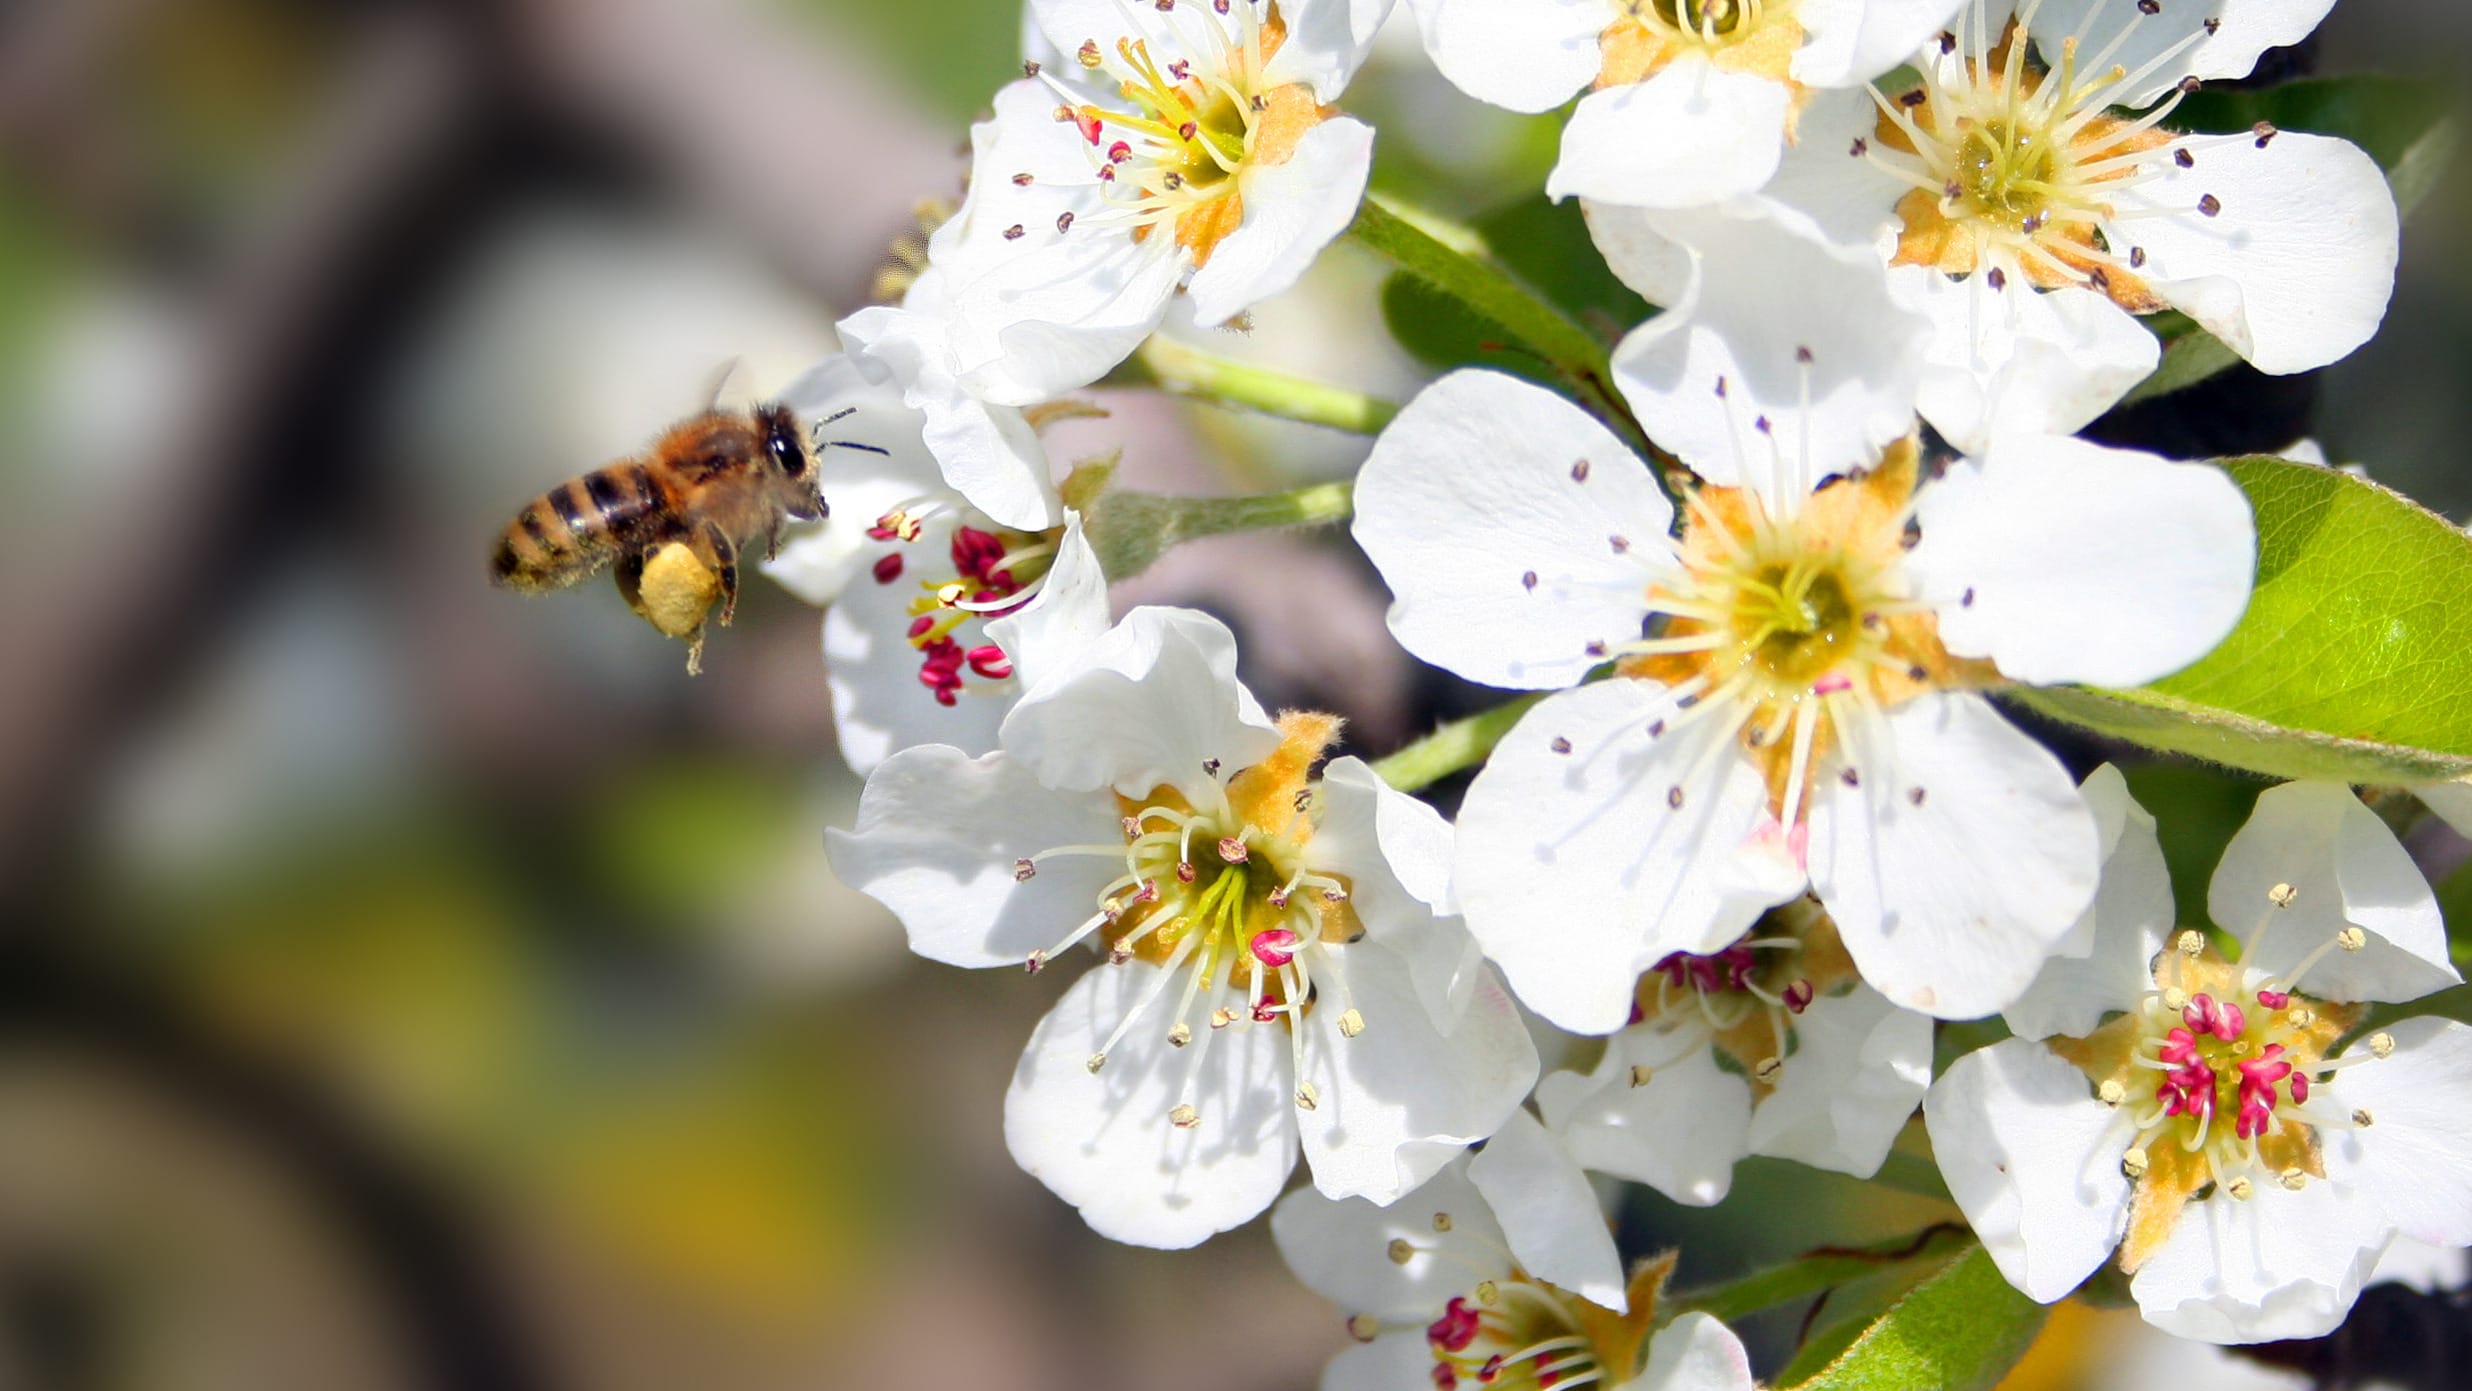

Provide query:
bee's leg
left=613, top=548, right=649, bottom=620
left=688, top=519, right=741, bottom=627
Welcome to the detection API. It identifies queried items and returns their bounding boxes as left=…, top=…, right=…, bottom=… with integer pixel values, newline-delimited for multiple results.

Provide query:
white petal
left=1321, top=1334, right=1437, bottom=1391
left=1259, top=0, right=1391, bottom=102
left=1352, top=370, right=1674, bottom=691
left=822, top=534, right=1014, bottom=774
left=1923, top=1039, right=2129, bottom=1303
left=1537, top=1026, right=1753, bottom=1207
left=1758, top=85, right=1913, bottom=249
left=2026, top=0, right=2337, bottom=109
left=1311, top=756, right=1483, bottom=1021
left=1005, top=961, right=1299, bottom=1247
left=1633, top=1311, right=1758, bottom=1391
left=2212, top=782, right=2458, bottom=1004
left=982, top=511, right=1112, bottom=696
left=999, top=606, right=1283, bottom=797
left=2368, top=1236, right=2471, bottom=1294
left=1602, top=202, right=1928, bottom=490
left=2130, top=1178, right=2390, bottom=1344
left=1903, top=270, right=2159, bottom=455
left=827, top=745, right=1124, bottom=967
left=1457, top=682, right=1790, bottom=1034
left=836, top=298, right=1061, bottom=532
left=936, top=84, right=1183, bottom=399
left=1300, top=947, right=1539, bottom=1204
left=1404, top=0, right=1606, bottom=112
left=2415, top=778, right=2472, bottom=837
left=1468, top=1108, right=1628, bottom=1312
left=1908, top=436, right=2254, bottom=688
left=1549, top=62, right=1790, bottom=209
left=2006, top=764, right=2176, bottom=1040
left=1270, top=1159, right=1508, bottom=1317
left=1808, top=693, right=2099, bottom=1019
left=2320, top=1017, right=2472, bottom=1249
left=1791, top=0, right=1969, bottom=88
left=1748, top=984, right=1933, bottom=1177
left=2107, top=132, right=2398, bottom=375
left=1184, top=117, right=1374, bottom=328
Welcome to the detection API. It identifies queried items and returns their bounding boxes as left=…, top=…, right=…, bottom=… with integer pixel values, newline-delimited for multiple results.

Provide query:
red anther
left=1426, top=1298, right=1481, bottom=1353
left=1250, top=928, right=1301, bottom=968
left=1430, top=1365, right=1457, bottom=1391
left=1108, top=139, right=1133, bottom=163
left=1178, top=121, right=1199, bottom=141
left=2292, top=1073, right=2309, bottom=1103
left=1812, top=672, right=1852, bottom=696
left=1218, top=835, right=1249, bottom=864
left=2159, top=1026, right=2200, bottom=1066
left=866, top=524, right=899, bottom=541
left=872, top=552, right=905, bottom=584
left=907, top=615, right=937, bottom=640
left=1782, top=979, right=1815, bottom=1014
left=1076, top=108, right=1106, bottom=143
left=2257, top=988, right=2291, bottom=1011
left=1252, top=995, right=1278, bottom=1022
left=1175, top=861, right=1197, bottom=884
left=966, top=644, right=1013, bottom=679
left=1539, top=1371, right=1560, bottom=1389
left=2183, top=994, right=2219, bottom=1036
left=1168, top=59, right=1192, bottom=80
left=1478, top=1355, right=1505, bottom=1383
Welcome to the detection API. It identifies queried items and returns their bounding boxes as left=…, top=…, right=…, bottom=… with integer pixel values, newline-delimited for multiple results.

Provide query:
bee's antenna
left=820, top=406, right=857, bottom=425
left=824, top=440, right=891, bottom=457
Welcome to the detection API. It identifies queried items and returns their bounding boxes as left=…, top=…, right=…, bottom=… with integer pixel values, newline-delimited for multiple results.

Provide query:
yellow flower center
left=1597, top=0, right=1804, bottom=88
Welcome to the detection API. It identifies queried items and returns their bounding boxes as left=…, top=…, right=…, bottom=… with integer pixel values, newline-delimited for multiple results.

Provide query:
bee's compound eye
left=765, top=415, right=807, bottom=476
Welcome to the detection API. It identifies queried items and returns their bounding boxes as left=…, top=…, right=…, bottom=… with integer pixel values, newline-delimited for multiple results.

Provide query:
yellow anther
left=1168, top=1022, right=1192, bottom=1048
left=2122, top=1146, right=2150, bottom=1179
left=2337, top=927, right=2367, bottom=952
left=1170, top=1103, right=1201, bottom=1129
left=2269, top=882, right=2297, bottom=908
left=1387, top=1239, right=1415, bottom=1265
left=2226, top=1175, right=2255, bottom=1201
left=2176, top=930, right=2206, bottom=958
left=1630, top=1065, right=1655, bottom=1089
left=1296, top=1083, right=1320, bottom=1111
left=1433, top=1212, right=1454, bottom=1234
left=2279, top=1167, right=2308, bottom=1191
left=1348, top=1314, right=1380, bottom=1343
left=1338, top=1009, right=1366, bottom=1038
left=2098, top=1079, right=2126, bottom=1106
left=2370, top=1032, right=2395, bottom=1060
left=1475, top=1281, right=1499, bottom=1306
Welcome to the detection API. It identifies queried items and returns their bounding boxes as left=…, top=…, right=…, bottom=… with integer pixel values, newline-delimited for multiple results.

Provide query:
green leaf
left=2124, top=75, right=2457, bottom=405
left=2012, top=456, right=2472, bottom=784
left=1786, top=1244, right=2046, bottom=1391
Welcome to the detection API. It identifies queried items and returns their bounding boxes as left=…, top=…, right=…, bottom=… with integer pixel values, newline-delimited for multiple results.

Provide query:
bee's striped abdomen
left=490, top=462, right=665, bottom=591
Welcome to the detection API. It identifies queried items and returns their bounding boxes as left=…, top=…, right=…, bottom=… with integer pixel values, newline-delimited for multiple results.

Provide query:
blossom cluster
left=728, top=0, right=2466, bottom=1381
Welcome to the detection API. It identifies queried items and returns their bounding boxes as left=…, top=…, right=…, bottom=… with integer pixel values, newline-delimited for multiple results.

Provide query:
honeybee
left=489, top=401, right=836, bottom=673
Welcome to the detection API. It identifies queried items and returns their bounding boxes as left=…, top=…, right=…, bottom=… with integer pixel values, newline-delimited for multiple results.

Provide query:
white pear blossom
left=1402, top=0, right=1967, bottom=209
left=1738, top=0, right=2397, bottom=450
left=1272, top=1138, right=1760, bottom=1391
left=927, top=0, right=1381, bottom=400
left=761, top=351, right=1110, bottom=774
left=1350, top=368, right=2255, bottom=1028
left=828, top=606, right=1537, bottom=1247
left=1535, top=899, right=1932, bottom=1206
left=1928, top=770, right=2472, bottom=1343
left=1585, top=190, right=1934, bottom=484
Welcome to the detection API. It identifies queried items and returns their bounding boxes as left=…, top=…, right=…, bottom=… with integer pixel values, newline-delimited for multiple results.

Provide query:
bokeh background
left=1, top=1, right=2468, bottom=1388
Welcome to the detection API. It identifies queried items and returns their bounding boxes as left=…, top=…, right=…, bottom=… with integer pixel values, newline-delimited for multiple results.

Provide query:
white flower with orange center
left=1351, top=369, right=2255, bottom=1029
left=927, top=0, right=1379, bottom=401
left=1746, top=0, right=2397, bottom=449
left=1406, top=0, right=1967, bottom=208
left=1929, top=770, right=2472, bottom=1343
left=1534, top=898, right=1932, bottom=1205
left=1273, top=1141, right=1758, bottom=1391
left=828, top=606, right=1537, bottom=1247
left=761, top=352, right=1109, bottom=774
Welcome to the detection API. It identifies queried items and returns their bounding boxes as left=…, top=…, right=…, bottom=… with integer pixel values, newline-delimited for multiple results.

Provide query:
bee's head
left=758, top=404, right=826, bottom=521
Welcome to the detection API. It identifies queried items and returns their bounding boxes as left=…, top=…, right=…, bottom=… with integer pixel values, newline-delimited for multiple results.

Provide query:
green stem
left=1083, top=480, right=1355, bottom=581
left=1132, top=335, right=1401, bottom=435
left=1671, top=1224, right=1971, bottom=1327
left=1347, top=194, right=1662, bottom=475
left=1371, top=694, right=1546, bottom=794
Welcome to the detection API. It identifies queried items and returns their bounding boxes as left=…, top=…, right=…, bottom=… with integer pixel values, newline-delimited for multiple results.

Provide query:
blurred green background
left=0, top=1, right=2464, bottom=1388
